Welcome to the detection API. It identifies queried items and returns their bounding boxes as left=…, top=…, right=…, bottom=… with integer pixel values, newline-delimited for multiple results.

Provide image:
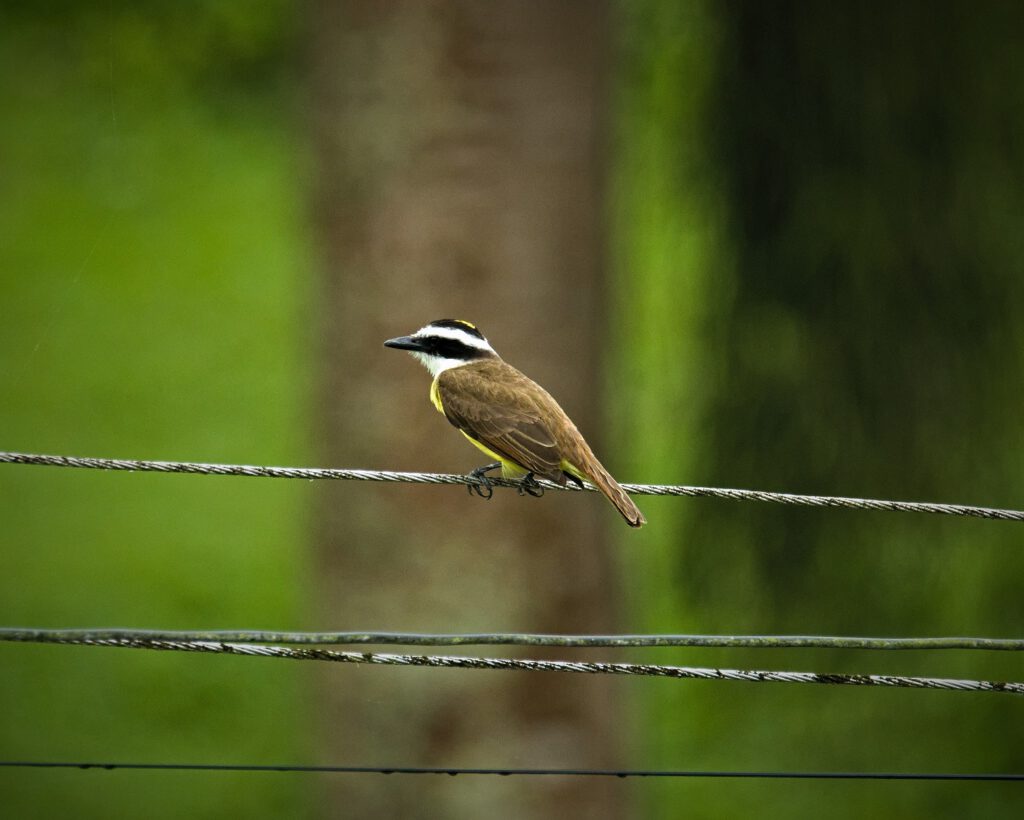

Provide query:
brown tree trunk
left=307, top=2, right=622, bottom=817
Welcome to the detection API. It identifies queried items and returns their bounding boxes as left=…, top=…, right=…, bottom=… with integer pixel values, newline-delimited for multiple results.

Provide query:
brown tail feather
left=584, top=460, right=646, bottom=528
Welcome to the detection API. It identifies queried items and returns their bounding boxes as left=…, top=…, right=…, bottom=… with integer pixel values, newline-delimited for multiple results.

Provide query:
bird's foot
left=467, top=462, right=502, bottom=500
left=518, top=473, right=545, bottom=498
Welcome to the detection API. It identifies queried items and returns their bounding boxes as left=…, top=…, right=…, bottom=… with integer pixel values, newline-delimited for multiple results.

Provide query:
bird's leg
left=467, top=462, right=502, bottom=500
left=562, top=471, right=585, bottom=490
left=518, top=472, right=545, bottom=498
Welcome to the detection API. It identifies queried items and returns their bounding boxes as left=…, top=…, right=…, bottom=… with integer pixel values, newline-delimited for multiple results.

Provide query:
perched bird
left=385, top=319, right=645, bottom=527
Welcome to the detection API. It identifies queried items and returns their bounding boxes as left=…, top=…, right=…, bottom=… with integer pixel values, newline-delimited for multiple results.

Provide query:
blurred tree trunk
left=307, top=2, right=622, bottom=818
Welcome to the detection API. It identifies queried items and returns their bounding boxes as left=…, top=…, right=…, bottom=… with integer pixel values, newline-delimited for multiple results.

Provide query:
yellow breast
left=429, top=377, right=444, bottom=414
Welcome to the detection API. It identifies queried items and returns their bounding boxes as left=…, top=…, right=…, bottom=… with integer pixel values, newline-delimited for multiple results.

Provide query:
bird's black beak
left=384, top=335, right=426, bottom=352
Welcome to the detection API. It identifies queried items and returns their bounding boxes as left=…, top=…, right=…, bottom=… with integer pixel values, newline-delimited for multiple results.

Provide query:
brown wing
left=436, top=360, right=566, bottom=482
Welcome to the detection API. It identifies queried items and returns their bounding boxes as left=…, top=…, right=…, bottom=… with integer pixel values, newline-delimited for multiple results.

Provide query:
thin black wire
left=2, top=761, right=1022, bottom=781
left=3, top=628, right=1022, bottom=652
left=2, top=450, right=1022, bottom=521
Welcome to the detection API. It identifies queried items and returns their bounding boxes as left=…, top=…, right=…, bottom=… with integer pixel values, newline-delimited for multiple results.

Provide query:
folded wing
left=436, top=362, right=566, bottom=483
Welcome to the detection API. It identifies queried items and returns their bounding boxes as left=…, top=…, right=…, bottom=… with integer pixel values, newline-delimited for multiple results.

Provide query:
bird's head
left=384, top=319, right=497, bottom=376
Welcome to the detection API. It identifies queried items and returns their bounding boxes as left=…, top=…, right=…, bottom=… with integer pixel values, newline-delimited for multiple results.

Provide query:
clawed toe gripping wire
left=516, top=473, right=544, bottom=497
left=466, top=463, right=544, bottom=499
left=467, top=462, right=500, bottom=499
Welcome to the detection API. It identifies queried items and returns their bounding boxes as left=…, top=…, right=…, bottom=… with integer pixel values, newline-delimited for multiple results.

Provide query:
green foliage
left=613, top=2, right=1024, bottom=817
left=0, top=5, right=312, bottom=818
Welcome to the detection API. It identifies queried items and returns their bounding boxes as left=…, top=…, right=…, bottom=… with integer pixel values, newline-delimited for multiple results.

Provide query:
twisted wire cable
left=8, top=634, right=1022, bottom=695
left=2, top=628, right=1021, bottom=651
left=2, top=451, right=1022, bottom=521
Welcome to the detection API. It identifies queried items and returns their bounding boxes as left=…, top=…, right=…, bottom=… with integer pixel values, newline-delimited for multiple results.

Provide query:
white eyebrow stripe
left=415, top=325, right=494, bottom=351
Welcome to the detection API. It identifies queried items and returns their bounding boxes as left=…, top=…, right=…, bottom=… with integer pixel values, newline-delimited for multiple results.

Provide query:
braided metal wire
left=10, top=635, right=1022, bottom=695
left=2, top=628, right=1021, bottom=651
left=2, top=451, right=1022, bottom=521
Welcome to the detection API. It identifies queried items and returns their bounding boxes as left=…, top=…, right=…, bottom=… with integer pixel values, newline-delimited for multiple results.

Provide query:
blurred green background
left=2, top=1, right=1022, bottom=818
left=0, top=2, right=314, bottom=816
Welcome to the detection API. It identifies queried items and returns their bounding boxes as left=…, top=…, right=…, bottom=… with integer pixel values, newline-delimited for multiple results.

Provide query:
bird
left=384, top=319, right=645, bottom=527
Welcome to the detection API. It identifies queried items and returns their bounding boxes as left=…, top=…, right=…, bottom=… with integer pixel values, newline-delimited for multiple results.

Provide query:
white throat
left=411, top=351, right=473, bottom=377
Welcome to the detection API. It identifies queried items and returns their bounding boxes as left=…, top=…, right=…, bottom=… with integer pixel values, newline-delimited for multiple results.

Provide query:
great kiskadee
left=384, top=319, right=646, bottom=527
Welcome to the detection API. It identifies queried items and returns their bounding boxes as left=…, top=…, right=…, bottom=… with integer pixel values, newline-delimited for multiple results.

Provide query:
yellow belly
left=460, top=431, right=528, bottom=478
left=560, top=459, right=585, bottom=480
